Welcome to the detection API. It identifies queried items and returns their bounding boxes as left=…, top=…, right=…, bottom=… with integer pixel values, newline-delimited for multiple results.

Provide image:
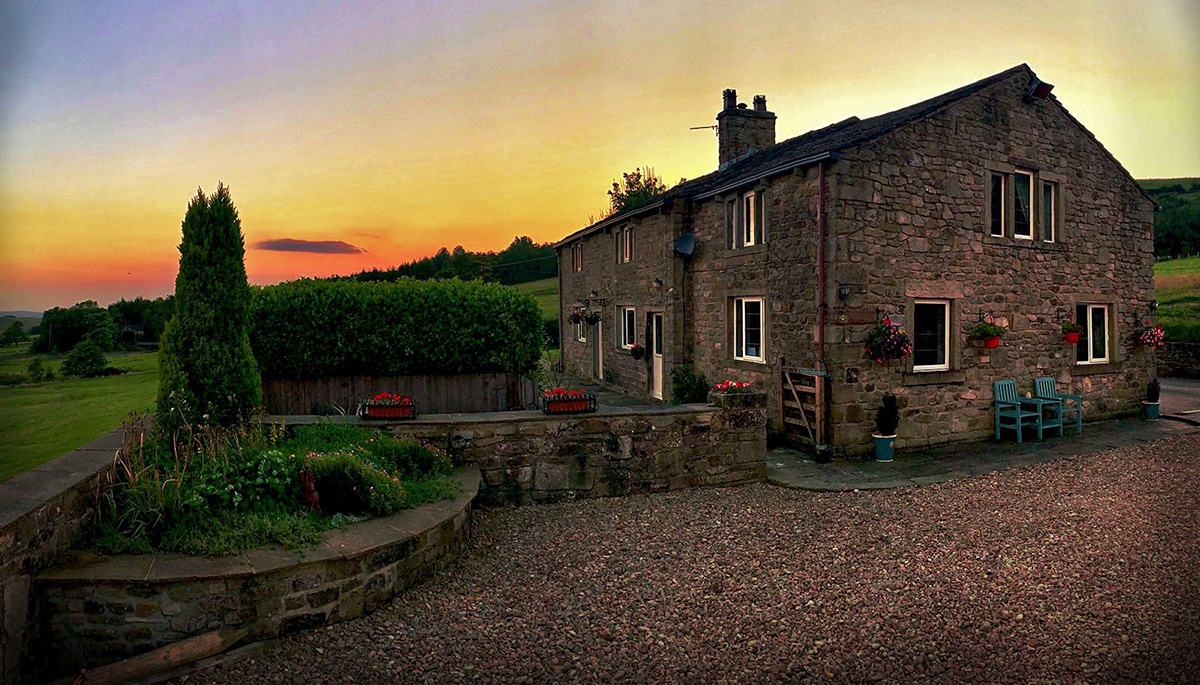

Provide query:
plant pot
left=872, top=434, right=896, bottom=462
left=1143, top=401, right=1160, bottom=421
left=984, top=336, right=1001, bottom=349
left=1064, top=332, right=1081, bottom=344
left=364, top=404, right=416, bottom=420
left=630, top=347, right=645, bottom=360
left=542, top=394, right=597, bottom=415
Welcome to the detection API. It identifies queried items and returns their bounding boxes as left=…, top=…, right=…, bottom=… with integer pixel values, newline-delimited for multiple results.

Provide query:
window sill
left=720, top=244, right=769, bottom=257
left=982, top=235, right=1066, bottom=252
left=901, top=369, right=966, bottom=386
left=729, top=358, right=768, bottom=372
left=1072, top=363, right=1119, bottom=376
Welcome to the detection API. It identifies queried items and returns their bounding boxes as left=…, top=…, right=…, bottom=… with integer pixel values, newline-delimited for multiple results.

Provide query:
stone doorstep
left=36, top=466, right=479, bottom=586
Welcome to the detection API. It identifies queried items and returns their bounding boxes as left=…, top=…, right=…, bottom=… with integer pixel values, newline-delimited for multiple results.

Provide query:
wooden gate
left=780, top=366, right=827, bottom=448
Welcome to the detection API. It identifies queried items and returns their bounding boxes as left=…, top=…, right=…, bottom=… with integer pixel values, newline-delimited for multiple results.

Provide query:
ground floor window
left=619, top=307, right=636, bottom=348
left=733, top=297, right=765, bottom=362
left=575, top=320, right=586, bottom=343
left=1076, top=304, right=1109, bottom=364
left=913, top=300, right=950, bottom=371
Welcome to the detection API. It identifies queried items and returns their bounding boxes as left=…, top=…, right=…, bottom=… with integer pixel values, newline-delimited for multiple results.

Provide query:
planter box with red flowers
left=541, top=388, right=597, bottom=414
left=707, top=380, right=766, bottom=409
left=361, top=392, right=418, bottom=420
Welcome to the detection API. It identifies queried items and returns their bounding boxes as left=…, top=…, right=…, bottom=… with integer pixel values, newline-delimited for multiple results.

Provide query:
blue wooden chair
left=994, top=380, right=1041, bottom=443
left=1034, top=376, right=1083, bottom=435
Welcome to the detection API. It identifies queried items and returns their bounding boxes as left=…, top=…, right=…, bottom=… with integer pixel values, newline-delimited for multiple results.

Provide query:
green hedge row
left=250, top=278, right=542, bottom=379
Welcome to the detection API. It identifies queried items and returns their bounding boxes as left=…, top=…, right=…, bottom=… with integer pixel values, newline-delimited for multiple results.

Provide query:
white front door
left=594, top=322, right=604, bottom=381
left=651, top=313, right=664, bottom=400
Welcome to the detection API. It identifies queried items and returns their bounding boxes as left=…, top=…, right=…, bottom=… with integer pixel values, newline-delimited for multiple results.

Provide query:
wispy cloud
left=253, top=238, right=367, bottom=255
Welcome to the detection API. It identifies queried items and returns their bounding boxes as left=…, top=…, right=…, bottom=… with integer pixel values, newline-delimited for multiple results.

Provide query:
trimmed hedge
left=250, top=278, right=542, bottom=379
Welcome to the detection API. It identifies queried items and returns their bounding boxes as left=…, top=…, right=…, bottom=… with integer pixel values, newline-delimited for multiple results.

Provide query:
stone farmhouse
left=555, top=64, right=1155, bottom=456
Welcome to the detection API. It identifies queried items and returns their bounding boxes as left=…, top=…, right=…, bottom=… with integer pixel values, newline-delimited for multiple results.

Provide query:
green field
left=512, top=277, right=559, bottom=318
left=0, top=350, right=159, bottom=482
left=1154, top=255, right=1200, bottom=343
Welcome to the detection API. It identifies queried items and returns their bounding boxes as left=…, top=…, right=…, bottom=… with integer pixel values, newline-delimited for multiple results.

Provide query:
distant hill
left=1139, top=177, right=1200, bottom=259
left=1, top=311, right=42, bottom=320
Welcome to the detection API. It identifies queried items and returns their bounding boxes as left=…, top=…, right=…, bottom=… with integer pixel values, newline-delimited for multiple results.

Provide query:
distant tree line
left=344, top=236, right=557, bottom=286
left=29, top=296, right=174, bottom=354
left=1142, top=180, right=1200, bottom=258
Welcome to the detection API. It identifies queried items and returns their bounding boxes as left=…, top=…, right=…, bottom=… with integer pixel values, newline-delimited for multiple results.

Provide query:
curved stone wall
left=33, top=467, right=478, bottom=680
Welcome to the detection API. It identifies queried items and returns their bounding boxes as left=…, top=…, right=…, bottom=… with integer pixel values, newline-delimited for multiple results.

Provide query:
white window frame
left=619, top=307, right=636, bottom=348
left=912, top=299, right=951, bottom=372
left=575, top=319, right=587, bottom=343
left=1041, top=180, right=1057, bottom=243
left=989, top=172, right=1007, bottom=237
left=620, top=226, right=633, bottom=263
left=1076, top=304, right=1110, bottom=365
left=1012, top=170, right=1034, bottom=240
left=572, top=244, right=583, bottom=272
left=741, top=191, right=758, bottom=247
left=732, top=296, right=765, bottom=363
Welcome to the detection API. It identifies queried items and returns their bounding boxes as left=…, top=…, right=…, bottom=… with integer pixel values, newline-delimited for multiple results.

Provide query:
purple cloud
left=254, top=238, right=367, bottom=255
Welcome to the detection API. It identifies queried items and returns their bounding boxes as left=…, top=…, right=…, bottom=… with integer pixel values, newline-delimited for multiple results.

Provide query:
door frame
left=650, top=311, right=664, bottom=400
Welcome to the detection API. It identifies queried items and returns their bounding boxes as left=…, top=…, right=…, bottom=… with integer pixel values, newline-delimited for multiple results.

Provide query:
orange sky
left=1, top=0, right=1197, bottom=311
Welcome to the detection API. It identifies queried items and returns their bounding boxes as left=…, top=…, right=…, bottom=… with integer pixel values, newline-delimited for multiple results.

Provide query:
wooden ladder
left=781, top=366, right=826, bottom=448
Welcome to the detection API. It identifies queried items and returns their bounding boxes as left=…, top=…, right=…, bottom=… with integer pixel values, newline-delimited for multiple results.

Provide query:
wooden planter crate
left=362, top=403, right=418, bottom=420
left=541, top=394, right=597, bottom=415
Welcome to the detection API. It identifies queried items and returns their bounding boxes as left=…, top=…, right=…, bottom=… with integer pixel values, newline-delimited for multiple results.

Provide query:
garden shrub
left=670, top=366, right=710, bottom=404
left=158, top=184, right=262, bottom=430
left=62, top=340, right=108, bottom=378
left=542, top=317, right=560, bottom=349
left=249, top=278, right=542, bottom=379
left=303, top=451, right=406, bottom=516
left=365, top=436, right=451, bottom=479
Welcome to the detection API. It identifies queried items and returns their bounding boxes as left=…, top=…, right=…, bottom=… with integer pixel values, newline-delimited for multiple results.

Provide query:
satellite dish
left=673, top=232, right=696, bottom=257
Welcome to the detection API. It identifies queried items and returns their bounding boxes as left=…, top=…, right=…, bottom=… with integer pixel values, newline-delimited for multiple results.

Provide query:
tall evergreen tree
left=157, top=184, right=261, bottom=428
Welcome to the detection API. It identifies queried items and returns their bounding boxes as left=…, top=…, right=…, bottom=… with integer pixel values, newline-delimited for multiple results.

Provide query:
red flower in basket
left=364, top=392, right=416, bottom=419
left=542, top=387, right=593, bottom=414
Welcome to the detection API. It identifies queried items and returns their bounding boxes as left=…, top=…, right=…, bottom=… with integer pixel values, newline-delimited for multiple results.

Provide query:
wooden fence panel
left=262, top=374, right=537, bottom=415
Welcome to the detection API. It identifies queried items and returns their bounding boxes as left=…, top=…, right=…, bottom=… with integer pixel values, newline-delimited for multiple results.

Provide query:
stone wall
left=391, top=403, right=766, bottom=506
left=0, top=430, right=120, bottom=685
left=32, top=469, right=478, bottom=682
left=1157, top=342, right=1200, bottom=379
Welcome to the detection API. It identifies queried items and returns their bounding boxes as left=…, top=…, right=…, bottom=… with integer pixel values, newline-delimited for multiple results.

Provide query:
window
left=1013, top=170, right=1033, bottom=239
left=1075, top=304, right=1109, bottom=364
left=619, top=307, right=636, bottom=348
left=616, top=226, right=634, bottom=263
left=571, top=244, right=583, bottom=272
left=575, top=319, right=587, bottom=343
left=912, top=300, right=950, bottom=372
left=733, top=297, right=765, bottom=362
left=741, top=191, right=758, bottom=246
left=989, top=173, right=1006, bottom=237
left=1041, top=181, right=1057, bottom=243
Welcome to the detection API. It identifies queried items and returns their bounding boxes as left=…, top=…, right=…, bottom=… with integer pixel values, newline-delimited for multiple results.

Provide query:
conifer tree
left=157, top=184, right=261, bottom=428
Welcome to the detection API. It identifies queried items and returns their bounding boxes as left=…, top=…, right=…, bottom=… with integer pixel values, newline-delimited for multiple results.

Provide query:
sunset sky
left=1, top=0, right=1197, bottom=311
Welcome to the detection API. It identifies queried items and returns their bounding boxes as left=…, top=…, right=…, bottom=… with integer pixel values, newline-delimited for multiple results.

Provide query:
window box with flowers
left=707, top=380, right=766, bottom=409
left=864, top=317, right=912, bottom=364
left=361, top=392, right=418, bottom=420
left=541, top=388, right=597, bottom=414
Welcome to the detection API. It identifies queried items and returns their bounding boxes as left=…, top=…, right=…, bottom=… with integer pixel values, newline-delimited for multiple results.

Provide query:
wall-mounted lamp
left=1150, top=299, right=1158, bottom=313
left=836, top=282, right=852, bottom=301
left=651, top=278, right=663, bottom=288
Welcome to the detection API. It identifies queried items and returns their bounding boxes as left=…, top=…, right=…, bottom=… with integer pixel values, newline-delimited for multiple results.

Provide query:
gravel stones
left=200, top=435, right=1200, bottom=684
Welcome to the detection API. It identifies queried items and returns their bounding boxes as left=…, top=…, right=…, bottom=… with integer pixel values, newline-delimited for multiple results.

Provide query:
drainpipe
left=816, top=161, right=831, bottom=459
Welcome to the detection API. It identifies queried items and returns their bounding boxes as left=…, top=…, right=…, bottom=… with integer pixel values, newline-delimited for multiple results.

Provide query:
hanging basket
left=1064, top=332, right=1081, bottom=344
left=984, top=336, right=1001, bottom=349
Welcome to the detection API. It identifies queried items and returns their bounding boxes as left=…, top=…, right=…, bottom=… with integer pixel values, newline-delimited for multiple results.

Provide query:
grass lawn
left=0, top=350, right=159, bottom=482
left=512, top=277, right=558, bottom=319
left=1154, top=255, right=1200, bottom=343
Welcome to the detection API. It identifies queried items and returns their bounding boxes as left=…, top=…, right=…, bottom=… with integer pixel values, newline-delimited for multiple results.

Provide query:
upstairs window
left=1041, top=181, right=1058, bottom=243
left=732, top=297, right=765, bottom=363
left=575, top=319, right=587, bottom=343
left=729, top=190, right=767, bottom=248
left=1075, top=304, right=1109, bottom=365
left=619, top=307, right=636, bottom=348
left=571, top=243, right=583, bottom=272
left=989, top=173, right=1006, bottom=237
left=912, top=300, right=950, bottom=372
left=616, top=226, right=634, bottom=263
left=1013, top=170, right=1033, bottom=239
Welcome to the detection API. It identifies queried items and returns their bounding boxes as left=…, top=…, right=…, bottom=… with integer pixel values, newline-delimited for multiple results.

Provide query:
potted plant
left=1144, top=378, right=1160, bottom=421
left=969, top=321, right=1005, bottom=349
left=864, top=318, right=913, bottom=364
left=707, top=379, right=764, bottom=408
left=1136, top=321, right=1166, bottom=348
left=584, top=310, right=602, bottom=325
left=629, top=343, right=645, bottom=360
left=872, top=393, right=900, bottom=462
left=362, top=391, right=417, bottom=419
left=568, top=307, right=585, bottom=325
left=542, top=387, right=597, bottom=414
left=1062, top=322, right=1084, bottom=344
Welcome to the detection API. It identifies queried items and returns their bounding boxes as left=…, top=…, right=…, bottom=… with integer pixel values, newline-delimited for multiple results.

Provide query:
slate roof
left=557, top=63, right=1033, bottom=247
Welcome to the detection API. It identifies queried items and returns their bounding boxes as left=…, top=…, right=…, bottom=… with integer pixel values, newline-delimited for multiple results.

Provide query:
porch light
left=837, top=282, right=852, bottom=301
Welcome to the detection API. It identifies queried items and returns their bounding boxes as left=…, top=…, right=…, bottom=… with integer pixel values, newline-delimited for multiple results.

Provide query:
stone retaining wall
left=32, top=468, right=478, bottom=682
left=385, top=402, right=767, bottom=506
left=0, top=430, right=122, bottom=685
left=1157, top=342, right=1200, bottom=379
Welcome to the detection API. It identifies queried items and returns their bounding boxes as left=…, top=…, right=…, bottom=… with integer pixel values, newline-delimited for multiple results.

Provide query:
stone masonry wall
left=824, top=70, right=1156, bottom=454
left=0, top=431, right=120, bottom=685
left=33, top=469, right=477, bottom=681
left=1157, top=342, right=1200, bottom=379
left=392, top=404, right=766, bottom=505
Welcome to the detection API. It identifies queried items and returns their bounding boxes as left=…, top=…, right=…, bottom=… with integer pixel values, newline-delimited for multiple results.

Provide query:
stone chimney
left=717, top=90, right=776, bottom=167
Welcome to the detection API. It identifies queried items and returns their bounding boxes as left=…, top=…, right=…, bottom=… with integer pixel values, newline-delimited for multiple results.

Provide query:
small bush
left=0, top=373, right=26, bottom=386
left=62, top=340, right=108, bottom=377
left=365, top=437, right=451, bottom=479
left=303, top=451, right=406, bottom=517
left=670, top=366, right=710, bottom=404
left=542, top=317, right=560, bottom=349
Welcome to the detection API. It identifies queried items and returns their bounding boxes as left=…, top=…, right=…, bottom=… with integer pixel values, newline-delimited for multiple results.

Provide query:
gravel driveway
left=201, top=434, right=1200, bottom=684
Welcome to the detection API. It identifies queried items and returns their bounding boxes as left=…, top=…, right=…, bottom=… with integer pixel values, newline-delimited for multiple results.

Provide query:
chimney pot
left=722, top=88, right=737, bottom=111
left=753, top=94, right=767, bottom=112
